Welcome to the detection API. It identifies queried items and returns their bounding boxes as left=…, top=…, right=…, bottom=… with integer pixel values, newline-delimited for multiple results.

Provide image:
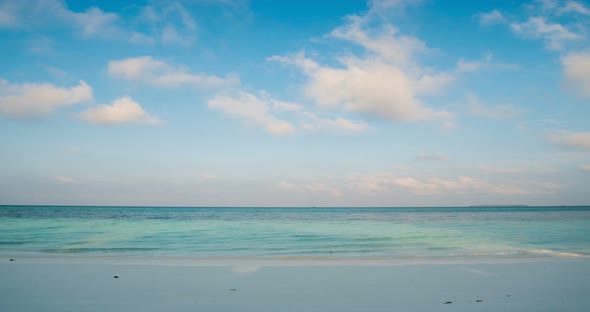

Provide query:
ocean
left=1, top=206, right=589, bottom=260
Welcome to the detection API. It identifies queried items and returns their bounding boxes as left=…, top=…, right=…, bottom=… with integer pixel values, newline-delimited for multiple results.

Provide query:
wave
left=525, top=249, right=590, bottom=258
left=42, top=247, right=160, bottom=254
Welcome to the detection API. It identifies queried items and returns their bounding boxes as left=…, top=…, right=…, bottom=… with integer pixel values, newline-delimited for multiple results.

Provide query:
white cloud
left=456, top=54, right=521, bottom=73
left=510, top=17, right=579, bottom=50
left=367, top=0, right=423, bottom=14
left=300, top=112, right=368, bottom=133
left=479, top=164, right=559, bottom=175
left=580, top=164, right=590, bottom=172
left=0, top=79, right=92, bottom=118
left=129, top=32, right=156, bottom=45
left=271, top=100, right=303, bottom=112
left=537, top=0, right=559, bottom=11
left=479, top=165, right=527, bottom=174
left=0, top=1, right=200, bottom=45
left=561, top=51, right=590, bottom=98
left=208, top=88, right=368, bottom=135
left=416, top=153, right=449, bottom=161
left=348, top=173, right=559, bottom=196
left=108, top=56, right=239, bottom=89
left=79, top=96, right=161, bottom=125
left=44, top=66, right=70, bottom=80
left=278, top=181, right=343, bottom=197
left=560, top=1, right=590, bottom=15
left=27, top=36, right=55, bottom=54
left=161, top=25, right=193, bottom=45
left=547, top=130, right=590, bottom=149
left=137, top=3, right=198, bottom=46
left=269, top=15, right=454, bottom=125
left=208, top=91, right=295, bottom=135
left=54, top=176, right=77, bottom=184
left=465, top=94, right=523, bottom=119
left=476, top=10, right=507, bottom=25
left=200, top=174, right=218, bottom=181
left=0, top=0, right=124, bottom=38
left=69, top=7, right=120, bottom=38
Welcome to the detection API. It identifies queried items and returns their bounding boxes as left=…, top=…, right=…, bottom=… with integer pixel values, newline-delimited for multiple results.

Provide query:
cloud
left=367, top=0, right=423, bottom=12
left=200, top=174, right=218, bottom=181
left=208, top=91, right=295, bottom=135
left=0, top=0, right=124, bottom=38
left=510, top=17, right=579, bottom=50
left=476, top=10, right=507, bottom=25
left=138, top=3, right=197, bottom=46
left=208, top=88, right=368, bottom=135
left=561, top=51, right=590, bottom=98
left=479, top=165, right=527, bottom=174
left=456, top=54, right=521, bottom=73
left=579, top=164, right=590, bottom=172
left=27, top=36, right=55, bottom=54
left=271, top=100, right=303, bottom=112
left=547, top=130, right=590, bottom=149
left=278, top=181, right=343, bottom=197
left=0, top=2, right=18, bottom=28
left=300, top=112, right=368, bottom=133
left=54, top=176, right=77, bottom=184
left=536, top=0, right=559, bottom=11
left=69, top=7, right=120, bottom=38
left=348, top=173, right=559, bottom=196
left=0, top=79, right=92, bottom=118
left=79, top=96, right=161, bottom=125
left=64, top=146, right=81, bottom=153
left=269, top=15, right=455, bottom=125
left=108, top=56, right=239, bottom=89
left=560, top=1, right=590, bottom=15
left=416, top=153, right=449, bottom=161
left=44, top=66, right=70, bottom=80
left=129, top=32, right=156, bottom=45
left=479, top=164, right=559, bottom=175
left=465, top=93, right=523, bottom=119
left=0, top=1, right=202, bottom=45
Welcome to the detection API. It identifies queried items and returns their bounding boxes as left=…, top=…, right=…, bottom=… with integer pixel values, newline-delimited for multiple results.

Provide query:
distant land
left=469, top=205, right=529, bottom=207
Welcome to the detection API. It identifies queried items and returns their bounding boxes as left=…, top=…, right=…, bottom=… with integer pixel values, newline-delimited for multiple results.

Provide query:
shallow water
left=1, top=206, right=589, bottom=259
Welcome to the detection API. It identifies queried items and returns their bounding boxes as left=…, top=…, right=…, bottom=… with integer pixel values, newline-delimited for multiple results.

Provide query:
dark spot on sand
left=229, top=288, right=238, bottom=291
left=444, top=301, right=452, bottom=304
left=507, top=295, right=512, bottom=297
left=9, top=259, right=14, bottom=261
left=476, top=299, right=483, bottom=302
left=113, top=275, right=119, bottom=279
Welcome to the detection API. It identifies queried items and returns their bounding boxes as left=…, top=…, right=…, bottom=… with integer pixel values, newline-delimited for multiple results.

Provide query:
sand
left=1, top=257, right=589, bottom=311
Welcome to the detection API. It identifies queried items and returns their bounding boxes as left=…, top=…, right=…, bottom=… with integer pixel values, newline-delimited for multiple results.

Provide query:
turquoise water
left=1, top=206, right=590, bottom=259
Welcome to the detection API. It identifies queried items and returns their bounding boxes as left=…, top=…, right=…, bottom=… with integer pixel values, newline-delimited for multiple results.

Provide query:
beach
left=2, top=206, right=590, bottom=311
left=2, top=257, right=590, bottom=311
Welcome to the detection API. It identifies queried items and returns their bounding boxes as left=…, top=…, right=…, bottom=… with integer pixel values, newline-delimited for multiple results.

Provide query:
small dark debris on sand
left=229, top=288, right=238, bottom=291
left=506, top=295, right=512, bottom=297
left=9, top=259, right=15, bottom=261
left=476, top=299, right=483, bottom=302
left=113, top=276, right=119, bottom=279
left=444, top=301, right=452, bottom=304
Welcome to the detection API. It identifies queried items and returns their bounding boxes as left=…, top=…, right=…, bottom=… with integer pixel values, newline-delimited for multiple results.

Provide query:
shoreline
left=2, top=252, right=589, bottom=267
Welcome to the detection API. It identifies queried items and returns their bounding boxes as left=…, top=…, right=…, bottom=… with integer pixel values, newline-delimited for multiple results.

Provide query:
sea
left=1, top=205, right=589, bottom=260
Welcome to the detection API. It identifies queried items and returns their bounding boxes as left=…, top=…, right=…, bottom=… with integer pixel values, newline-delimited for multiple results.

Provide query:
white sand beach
left=2, top=257, right=589, bottom=312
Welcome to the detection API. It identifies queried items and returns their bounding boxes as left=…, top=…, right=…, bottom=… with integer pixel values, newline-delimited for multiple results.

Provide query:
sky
left=0, top=0, right=589, bottom=207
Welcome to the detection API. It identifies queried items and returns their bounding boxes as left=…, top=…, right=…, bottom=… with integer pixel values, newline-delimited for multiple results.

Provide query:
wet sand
left=1, top=257, right=589, bottom=311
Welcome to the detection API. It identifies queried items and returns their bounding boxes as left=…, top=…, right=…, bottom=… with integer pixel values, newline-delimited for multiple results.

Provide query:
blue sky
left=0, top=0, right=589, bottom=206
